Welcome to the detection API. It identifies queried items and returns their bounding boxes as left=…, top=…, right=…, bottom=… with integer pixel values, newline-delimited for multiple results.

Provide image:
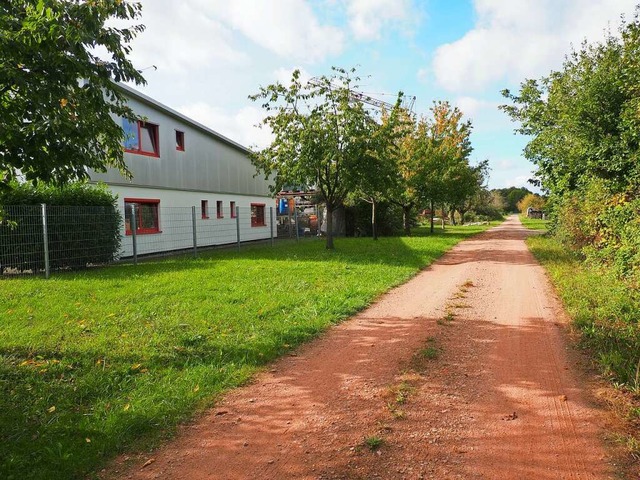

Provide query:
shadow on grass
left=35, top=226, right=497, bottom=284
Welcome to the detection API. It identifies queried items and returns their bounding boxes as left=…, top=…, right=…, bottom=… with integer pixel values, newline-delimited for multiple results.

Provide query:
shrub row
left=0, top=183, right=121, bottom=273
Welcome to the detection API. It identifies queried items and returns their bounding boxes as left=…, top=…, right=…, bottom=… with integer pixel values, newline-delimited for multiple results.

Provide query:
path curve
left=112, top=216, right=613, bottom=479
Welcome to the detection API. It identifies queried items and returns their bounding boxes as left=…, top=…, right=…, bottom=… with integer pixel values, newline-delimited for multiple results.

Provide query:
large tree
left=250, top=67, right=401, bottom=249
left=414, top=101, right=474, bottom=232
left=500, top=15, right=640, bottom=197
left=348, top=107, right=404, bottom=240
left=0, top=0, right=146, bottom=188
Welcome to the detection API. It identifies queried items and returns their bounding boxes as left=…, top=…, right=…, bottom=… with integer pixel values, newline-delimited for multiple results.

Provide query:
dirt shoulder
left=110, top=216, right=621, bottom=479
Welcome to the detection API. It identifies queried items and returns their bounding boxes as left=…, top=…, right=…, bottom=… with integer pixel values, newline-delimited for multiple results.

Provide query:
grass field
left=519, top=214, right=550, bottom=231
left=527, top=234, right=640, bottom=457
left=0, top=224, right=494, bottom=480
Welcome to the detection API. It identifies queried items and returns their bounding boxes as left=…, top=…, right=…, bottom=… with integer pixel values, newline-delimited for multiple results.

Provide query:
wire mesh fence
left=1, top=204, right=312, bottom=278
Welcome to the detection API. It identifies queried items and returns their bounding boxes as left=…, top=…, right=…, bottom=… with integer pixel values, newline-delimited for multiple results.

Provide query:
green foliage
left=0, top=182, right=121, bottom=272
left=516, top=193, right=546, bottom=213
left=0, top=224, right=492, bottom=479
left=250, top=67, right=403, bottom=249
left=0, top=0, right=146, bottom=187
left=492, top=187, right=531, bottom=213
left=346, top=200, right=404, bottom=237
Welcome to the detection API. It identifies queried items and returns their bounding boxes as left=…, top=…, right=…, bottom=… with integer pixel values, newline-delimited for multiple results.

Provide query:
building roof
left=115, top=83, right=251, bottom=155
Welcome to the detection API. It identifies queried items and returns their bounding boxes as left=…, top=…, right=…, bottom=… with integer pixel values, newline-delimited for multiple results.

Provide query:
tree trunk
left=402, top=205, right=411, bottom=236
left=430, top=199, right=434, bottom=234
left=458, top=209, right=467, bottom=225
left=325, top=204, right=334, bottom=250
left=451, top=207, right=457, bottom=226
left=371, top=199, right=378, bottom=241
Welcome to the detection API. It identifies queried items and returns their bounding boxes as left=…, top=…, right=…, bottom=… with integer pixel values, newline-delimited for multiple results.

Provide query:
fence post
left=130, top=204, right=138, bottom=266
left=41, top=203, right=50, bottom=279
left=236, top=206, right=241, bottom=252
left=270, top=206, right=274, bottom=247
left=294, top=202, right=299, bottom=242
left=192, top=206, right=197, bottom=257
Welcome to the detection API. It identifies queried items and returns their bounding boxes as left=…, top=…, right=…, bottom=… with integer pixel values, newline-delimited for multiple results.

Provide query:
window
left=124, top=198, right=160, bottom=234
left=201, top=200, right=209, bottom=219
left=122, top=119, right=160, bottom=157
left=230, top=201, right=236, bottom=218
left=251, top=203, right=266, bottom=227
left=175, top=130, right=185, bottom=151
left=216, top=201, right=224, bottom=218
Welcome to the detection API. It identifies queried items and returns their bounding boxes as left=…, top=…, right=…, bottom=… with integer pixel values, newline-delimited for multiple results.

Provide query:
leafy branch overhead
left=0, top=0, right=147, bottom=187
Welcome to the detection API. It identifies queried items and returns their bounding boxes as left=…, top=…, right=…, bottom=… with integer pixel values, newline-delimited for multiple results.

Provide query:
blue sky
left=124, top=0, right=638, bottom=191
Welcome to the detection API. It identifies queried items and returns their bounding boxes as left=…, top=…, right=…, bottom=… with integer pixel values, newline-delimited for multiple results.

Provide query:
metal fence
left=1, top=204, right=316, bottom=278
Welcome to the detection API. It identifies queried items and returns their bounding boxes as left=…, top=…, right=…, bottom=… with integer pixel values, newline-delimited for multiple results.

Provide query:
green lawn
left=0, top=224, right=494, bottom=480
left=519, top=214, right=550, bottom=230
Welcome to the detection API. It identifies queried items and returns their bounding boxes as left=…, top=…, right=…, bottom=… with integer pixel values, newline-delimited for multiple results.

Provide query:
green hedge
left=0, top=183, right=121, bottom=274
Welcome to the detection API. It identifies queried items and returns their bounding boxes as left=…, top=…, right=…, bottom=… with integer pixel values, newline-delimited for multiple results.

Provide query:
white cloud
left=129, top=0, right=250, bottom=75
left=504, top=174, right=533, bottom=189
left=432, top=0, right=638, bottom=92
left=345, top=0, right=418, bottom=41
left=454, top=96, right=499, bottom=120
left=177, top=103, right=273, bottom=150
left=204, top=0, right=345, bottom=62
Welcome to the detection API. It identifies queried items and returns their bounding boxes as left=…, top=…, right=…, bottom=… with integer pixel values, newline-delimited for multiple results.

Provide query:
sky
left=121, top=0, right=638, bottom=191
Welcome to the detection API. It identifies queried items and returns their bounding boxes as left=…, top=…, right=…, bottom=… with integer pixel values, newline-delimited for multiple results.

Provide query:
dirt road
left=114, top=216, right=614, bottom=479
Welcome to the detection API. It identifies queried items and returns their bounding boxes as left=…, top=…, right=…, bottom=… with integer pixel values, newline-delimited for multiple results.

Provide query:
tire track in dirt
left=109, top=216, right=614, bottom=480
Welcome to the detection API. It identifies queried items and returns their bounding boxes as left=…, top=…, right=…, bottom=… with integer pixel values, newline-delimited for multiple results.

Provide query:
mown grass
left=0, top=224, right=493, bottom=480
left=519, top=214, right=550, bottom=231
left=527, top=235, right=640, bottom=392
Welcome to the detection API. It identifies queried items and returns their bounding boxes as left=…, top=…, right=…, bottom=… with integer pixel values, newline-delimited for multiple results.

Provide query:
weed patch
left=363, top=435, right=384, bottom=451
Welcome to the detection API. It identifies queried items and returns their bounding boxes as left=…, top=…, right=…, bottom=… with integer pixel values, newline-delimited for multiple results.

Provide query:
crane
left=308, top=77, right=415, bottom=113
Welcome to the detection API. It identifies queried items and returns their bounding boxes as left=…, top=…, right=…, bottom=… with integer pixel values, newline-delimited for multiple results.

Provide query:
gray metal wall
left=89, top=92, right=271, bottom=197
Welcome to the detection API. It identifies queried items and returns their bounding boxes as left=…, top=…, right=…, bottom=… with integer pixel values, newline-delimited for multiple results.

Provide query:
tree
left=250, top=67, right=401, bottom=249
left=0, top=0, right=146, bottom=188
left=415, top=101, right=473, bottom=232
left=500, top=15, right=640, bottom=198
left=389, top=109, right=422, bottom=235
left=348, top=107, right=404, bottom=240
left=448, top=159, right=489, bottom=225
left=517, top=193, right=546, bottom=213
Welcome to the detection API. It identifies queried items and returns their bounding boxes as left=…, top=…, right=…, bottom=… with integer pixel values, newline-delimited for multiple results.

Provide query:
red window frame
left=124, top=121, right=160, bottom=157
left=216, top=200, right=224, bottom=219
left=251, top=203, right=266, bottom=227
left=124, top=198, right=160, bottom=235
left=201, top=200, right=209, bottom=219
left=230, top=201, right=236, bottom=218
left=175, top=130, right=185, bottom=151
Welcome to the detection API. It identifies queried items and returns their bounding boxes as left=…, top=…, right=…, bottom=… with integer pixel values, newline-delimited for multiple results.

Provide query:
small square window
left=176, top=130, right=185, bottom=151
left=216, top=200, right=223, bottom=219
left=230, top=201, right=236, bottom=218
left=201, top=200, right=209, bottom=219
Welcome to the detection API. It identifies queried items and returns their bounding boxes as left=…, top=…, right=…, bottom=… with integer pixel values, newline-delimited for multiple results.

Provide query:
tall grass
left=0, top=225, right=491, bottom=479
left=527, top=235, right=640, bottom=391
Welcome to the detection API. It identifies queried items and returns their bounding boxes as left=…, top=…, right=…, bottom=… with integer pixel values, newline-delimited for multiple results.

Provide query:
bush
left=345, top=200, right=405, bottom=237
left=0, top=183, right=122, bottom=273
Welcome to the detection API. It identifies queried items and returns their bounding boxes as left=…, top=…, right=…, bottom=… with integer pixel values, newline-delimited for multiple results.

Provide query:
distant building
left=89, top=84, right=273, bottom=256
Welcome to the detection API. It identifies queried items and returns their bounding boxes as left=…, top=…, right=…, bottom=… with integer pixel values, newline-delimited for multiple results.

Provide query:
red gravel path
left=111, top=216, right=616, bottom=479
